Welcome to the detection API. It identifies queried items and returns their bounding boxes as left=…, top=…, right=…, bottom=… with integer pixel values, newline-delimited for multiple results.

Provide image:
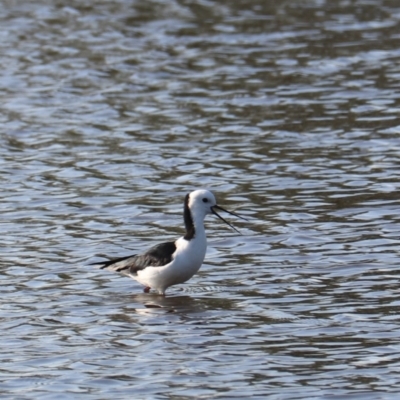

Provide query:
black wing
left=90, top=241, right=177, bottom=275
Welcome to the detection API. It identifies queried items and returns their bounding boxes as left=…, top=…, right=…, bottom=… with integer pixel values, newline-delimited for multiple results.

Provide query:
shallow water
left=1, top=0, right=400, bottom=398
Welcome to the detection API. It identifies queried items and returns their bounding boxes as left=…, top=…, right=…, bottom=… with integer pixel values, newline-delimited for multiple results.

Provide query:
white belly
left=135, top=236, right=207, bottom=293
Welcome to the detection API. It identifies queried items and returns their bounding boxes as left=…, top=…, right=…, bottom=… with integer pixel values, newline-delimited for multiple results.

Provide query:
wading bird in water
left=90, top=189, right=245, bottom=295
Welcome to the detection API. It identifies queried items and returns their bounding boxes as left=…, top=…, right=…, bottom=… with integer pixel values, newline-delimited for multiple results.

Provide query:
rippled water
left=1, top=0, right=400, bottom=398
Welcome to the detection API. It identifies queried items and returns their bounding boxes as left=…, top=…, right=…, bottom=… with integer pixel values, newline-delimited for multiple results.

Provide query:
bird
left=90, top=189, right=246, bottom=295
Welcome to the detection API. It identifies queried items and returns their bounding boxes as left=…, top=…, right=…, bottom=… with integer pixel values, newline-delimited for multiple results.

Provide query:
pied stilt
left=90, top=189, right=245, bottom=295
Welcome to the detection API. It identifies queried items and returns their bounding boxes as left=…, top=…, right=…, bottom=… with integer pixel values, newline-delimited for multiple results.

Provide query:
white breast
left=135, top=235, right=207, bottom=293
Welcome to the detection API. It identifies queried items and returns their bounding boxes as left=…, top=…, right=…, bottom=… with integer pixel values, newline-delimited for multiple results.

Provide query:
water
left=1, top=0, right=400, bottom=398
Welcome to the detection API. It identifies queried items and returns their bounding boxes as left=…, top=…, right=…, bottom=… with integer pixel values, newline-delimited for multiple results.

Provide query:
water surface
left=1, top=0, right=400, bottom=398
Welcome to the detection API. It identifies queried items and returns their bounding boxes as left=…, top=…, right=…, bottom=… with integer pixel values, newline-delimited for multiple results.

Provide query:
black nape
left=183, top=193, right=195, bottom=240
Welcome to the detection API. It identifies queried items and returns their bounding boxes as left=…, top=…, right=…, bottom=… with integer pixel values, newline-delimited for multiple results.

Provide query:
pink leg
left=143, top=286, right=151, bottom=293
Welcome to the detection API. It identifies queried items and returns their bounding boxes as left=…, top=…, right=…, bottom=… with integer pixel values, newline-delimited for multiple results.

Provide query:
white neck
left=192, top=214, right=206, bottom=239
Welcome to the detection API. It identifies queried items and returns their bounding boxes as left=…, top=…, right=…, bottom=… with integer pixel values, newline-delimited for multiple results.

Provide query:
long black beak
left=211, top=204, right=247, bottom=234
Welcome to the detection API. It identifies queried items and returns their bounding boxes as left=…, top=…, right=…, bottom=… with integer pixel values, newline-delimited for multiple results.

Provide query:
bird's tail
left=89, top=254, right=136, bottom=274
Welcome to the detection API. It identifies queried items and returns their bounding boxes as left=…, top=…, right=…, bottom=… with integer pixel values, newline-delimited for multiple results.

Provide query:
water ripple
left=1, top=0, right=400, bottom=398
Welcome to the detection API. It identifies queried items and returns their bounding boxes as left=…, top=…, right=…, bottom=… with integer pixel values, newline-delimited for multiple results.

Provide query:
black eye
left=202, top=198, right=208, bottom=203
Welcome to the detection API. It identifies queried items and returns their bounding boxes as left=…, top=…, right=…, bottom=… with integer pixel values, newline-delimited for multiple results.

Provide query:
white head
left=187, top=189, right=217, bottom=220
left=183, top=189, right=244, bottom=240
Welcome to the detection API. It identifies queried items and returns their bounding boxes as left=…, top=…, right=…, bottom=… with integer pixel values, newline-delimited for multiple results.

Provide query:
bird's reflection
left=130, top=293, right=201, bottom=314
left=129, top=289, right=237, bottom=315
